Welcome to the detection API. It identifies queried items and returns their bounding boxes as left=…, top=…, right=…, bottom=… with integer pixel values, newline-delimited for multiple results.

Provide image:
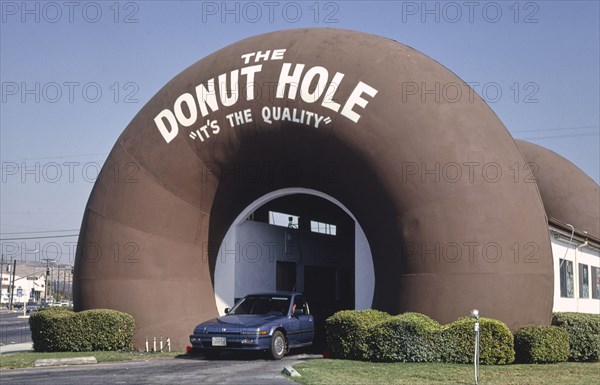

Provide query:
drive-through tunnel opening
left=214, top=188, right=375, bottom=346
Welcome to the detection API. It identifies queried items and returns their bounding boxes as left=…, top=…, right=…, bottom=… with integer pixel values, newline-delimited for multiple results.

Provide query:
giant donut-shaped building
left=516, top=140, right=600, bottom=238
left=74, top=29, right=553, bottom=349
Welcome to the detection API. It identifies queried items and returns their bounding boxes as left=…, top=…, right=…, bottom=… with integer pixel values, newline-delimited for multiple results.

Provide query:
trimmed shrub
left=439, top=317, right=515, bottom=365
left=514, top=325, right=569, bottom=363
left=552, top=312, right=600, bottom=362
left=369, top=312, right=442, bottom=362
left=38, top=306, right=73, bottom=312
left=326, top=309, right=391, bottom=360
left=29, top=308, right=135, bottom=352
left=29, top=308, right=79, bottom=352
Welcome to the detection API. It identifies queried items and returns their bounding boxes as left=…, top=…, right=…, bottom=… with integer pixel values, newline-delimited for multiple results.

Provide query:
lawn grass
left=0, top=350, right=182, bottom=370
left=291, top=359, right=600, bottom=385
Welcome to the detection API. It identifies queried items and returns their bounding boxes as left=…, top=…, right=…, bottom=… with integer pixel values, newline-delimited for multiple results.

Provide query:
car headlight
left=241, top=328, right=260, bottom=335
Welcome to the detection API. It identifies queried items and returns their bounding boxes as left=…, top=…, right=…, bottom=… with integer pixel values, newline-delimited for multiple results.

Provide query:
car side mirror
left=224, top=308, right=230, bottom=314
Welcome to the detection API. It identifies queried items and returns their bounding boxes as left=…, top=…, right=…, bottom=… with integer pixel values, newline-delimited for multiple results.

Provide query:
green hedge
left=439, top=317, right=515, bottom=365
left=552, top=312, right=600, bottom=362
left=326, top=310, right=600, bottom=365
left=39, top=306, right=74, bottom=312
left=29, top=308, right=135, bottom=352
left=514, top=325, right=569, bottom=363
left=29, top=308, right=79, bottom=352
left=369, top=312, right=441, bottom=362
left=326, top=310, right=514, bottom=365
left=325, top=309, right=391, bottom=360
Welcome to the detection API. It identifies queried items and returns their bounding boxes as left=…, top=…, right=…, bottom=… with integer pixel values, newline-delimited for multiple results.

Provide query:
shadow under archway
left=205, top=127, right=402, bottom=314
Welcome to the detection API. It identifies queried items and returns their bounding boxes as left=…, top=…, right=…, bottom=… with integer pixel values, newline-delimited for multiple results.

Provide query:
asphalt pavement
left=0, top=309, right=33, bottom=353
left=0, top=308, right=318, bottom=384
left=1, top=353, right=319, bottom=385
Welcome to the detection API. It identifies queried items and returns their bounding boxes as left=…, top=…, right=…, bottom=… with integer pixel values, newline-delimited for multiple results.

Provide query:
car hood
left=194, top=314, right=284, bottom=333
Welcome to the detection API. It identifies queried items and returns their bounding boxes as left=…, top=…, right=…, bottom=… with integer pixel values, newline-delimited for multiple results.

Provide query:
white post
left=145, top=336, right=149, bottom=353
left=470, top=309, right=480, bottom=385
left=474, top=320, right=480, bottom=385
left=160, top=336, right=163, bottom=352
left=153, top=336, right=157, bottom=352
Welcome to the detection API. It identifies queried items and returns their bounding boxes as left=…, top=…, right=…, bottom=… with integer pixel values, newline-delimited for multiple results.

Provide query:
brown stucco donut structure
left=516, top=140, right=600, bottom=239
left=74, top=29, right=554, bottom=350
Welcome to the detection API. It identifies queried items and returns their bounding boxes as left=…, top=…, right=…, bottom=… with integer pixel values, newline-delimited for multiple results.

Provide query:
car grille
left=205, top=330, right=242, bottom=335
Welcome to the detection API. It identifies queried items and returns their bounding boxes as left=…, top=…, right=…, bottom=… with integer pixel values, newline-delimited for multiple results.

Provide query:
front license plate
left=212, top=337, right=226, bottom=346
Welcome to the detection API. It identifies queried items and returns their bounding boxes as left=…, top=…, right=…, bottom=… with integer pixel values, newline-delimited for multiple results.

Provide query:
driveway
left=0, top=352, right=320, bottom=385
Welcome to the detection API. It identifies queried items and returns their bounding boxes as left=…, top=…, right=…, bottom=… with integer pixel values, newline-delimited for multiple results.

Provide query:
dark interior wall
left=74, top=29, right=554, bottom=350
left=234, top=219, right=355, bottom=301
left=252, top=193, right=355, bottom=235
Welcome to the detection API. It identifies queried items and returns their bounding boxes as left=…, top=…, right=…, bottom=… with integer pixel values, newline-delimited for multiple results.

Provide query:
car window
left=229, top=295, right=291, bottom=316
left=293, top=296, right=309, bottom=315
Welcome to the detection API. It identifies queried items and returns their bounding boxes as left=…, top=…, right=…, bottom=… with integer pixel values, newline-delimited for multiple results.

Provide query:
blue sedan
left=190, top=292, right=314, bottom=359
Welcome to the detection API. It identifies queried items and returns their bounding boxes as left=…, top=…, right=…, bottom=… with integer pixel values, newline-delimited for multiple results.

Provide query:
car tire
left=269, top=331, right=287, bottom=360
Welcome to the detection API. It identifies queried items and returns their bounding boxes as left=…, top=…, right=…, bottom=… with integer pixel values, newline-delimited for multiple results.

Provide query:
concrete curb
left=282, top=366, right=301, bottom=377
left=0, top=342, right=33, bottom=354
left=34, top=357, right=97, bottom=367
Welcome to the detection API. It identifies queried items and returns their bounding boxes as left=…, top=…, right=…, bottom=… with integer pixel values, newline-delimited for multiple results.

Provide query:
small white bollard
left=160, top=336, right=163, bottom=352
left=153, top=336, right=157, bottom=352
left=145, top=336, right=149, bottom=353
left=166, top=337, right=171, bottom=352
left=471, top=309, right=480, bottom=385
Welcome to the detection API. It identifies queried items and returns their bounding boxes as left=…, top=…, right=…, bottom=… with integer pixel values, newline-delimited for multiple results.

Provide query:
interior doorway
left=276, top=261, right=297, bottom=292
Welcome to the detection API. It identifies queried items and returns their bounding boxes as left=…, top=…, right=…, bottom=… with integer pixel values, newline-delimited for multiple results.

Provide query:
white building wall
left=551, top=233, right=600, bottom=314
left=0, top=274, right=45, bottom=304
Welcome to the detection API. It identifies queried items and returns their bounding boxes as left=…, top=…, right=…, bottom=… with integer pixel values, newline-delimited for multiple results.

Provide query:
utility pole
left=62, top=267, right=66, bottom=295
left=42, top=258, right=54, bottom=301
left=8, top=260, right=17, bottom=310
left=0, top=254, right=4, bottom=305
left=56, top=266, right=61, bottom=300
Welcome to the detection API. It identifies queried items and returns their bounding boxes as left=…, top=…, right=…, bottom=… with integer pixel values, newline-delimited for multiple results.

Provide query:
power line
left=518, top=132, right=600, bottom=141
left=0, top=223, right=63, bottom=231
left=512, top=125, right=599, bottom=134
left=0, top=229, right=80, bottom=235
left=0, top=234, right=79, bottom=241
left=1, top=152, right=108, bottom=163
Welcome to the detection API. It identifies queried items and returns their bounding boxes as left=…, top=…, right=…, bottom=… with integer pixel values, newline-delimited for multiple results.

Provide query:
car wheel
left=269, top=331, right=287, bottom=360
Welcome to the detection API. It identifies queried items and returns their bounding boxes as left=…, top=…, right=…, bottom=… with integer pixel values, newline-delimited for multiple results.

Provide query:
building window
left=269, top=211, right=299, bottom=228
left=579, top=264, right=589, bottom=298
left=310, top=220, right=337, bottom=236
left=559, top=259, right=574, bottom=298
left=592, top=266, right=600, bottom=300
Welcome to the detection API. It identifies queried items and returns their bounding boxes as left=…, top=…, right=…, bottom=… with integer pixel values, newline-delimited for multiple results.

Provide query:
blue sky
left=1, top=1, right=599, bottom=265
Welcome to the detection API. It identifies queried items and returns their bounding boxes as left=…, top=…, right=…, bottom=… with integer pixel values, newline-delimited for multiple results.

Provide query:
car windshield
left=229, top=295, right=291, bottom=316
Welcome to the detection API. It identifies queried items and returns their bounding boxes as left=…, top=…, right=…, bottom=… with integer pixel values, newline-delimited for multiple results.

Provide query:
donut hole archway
left=214, top=187, right=375, bottom=315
